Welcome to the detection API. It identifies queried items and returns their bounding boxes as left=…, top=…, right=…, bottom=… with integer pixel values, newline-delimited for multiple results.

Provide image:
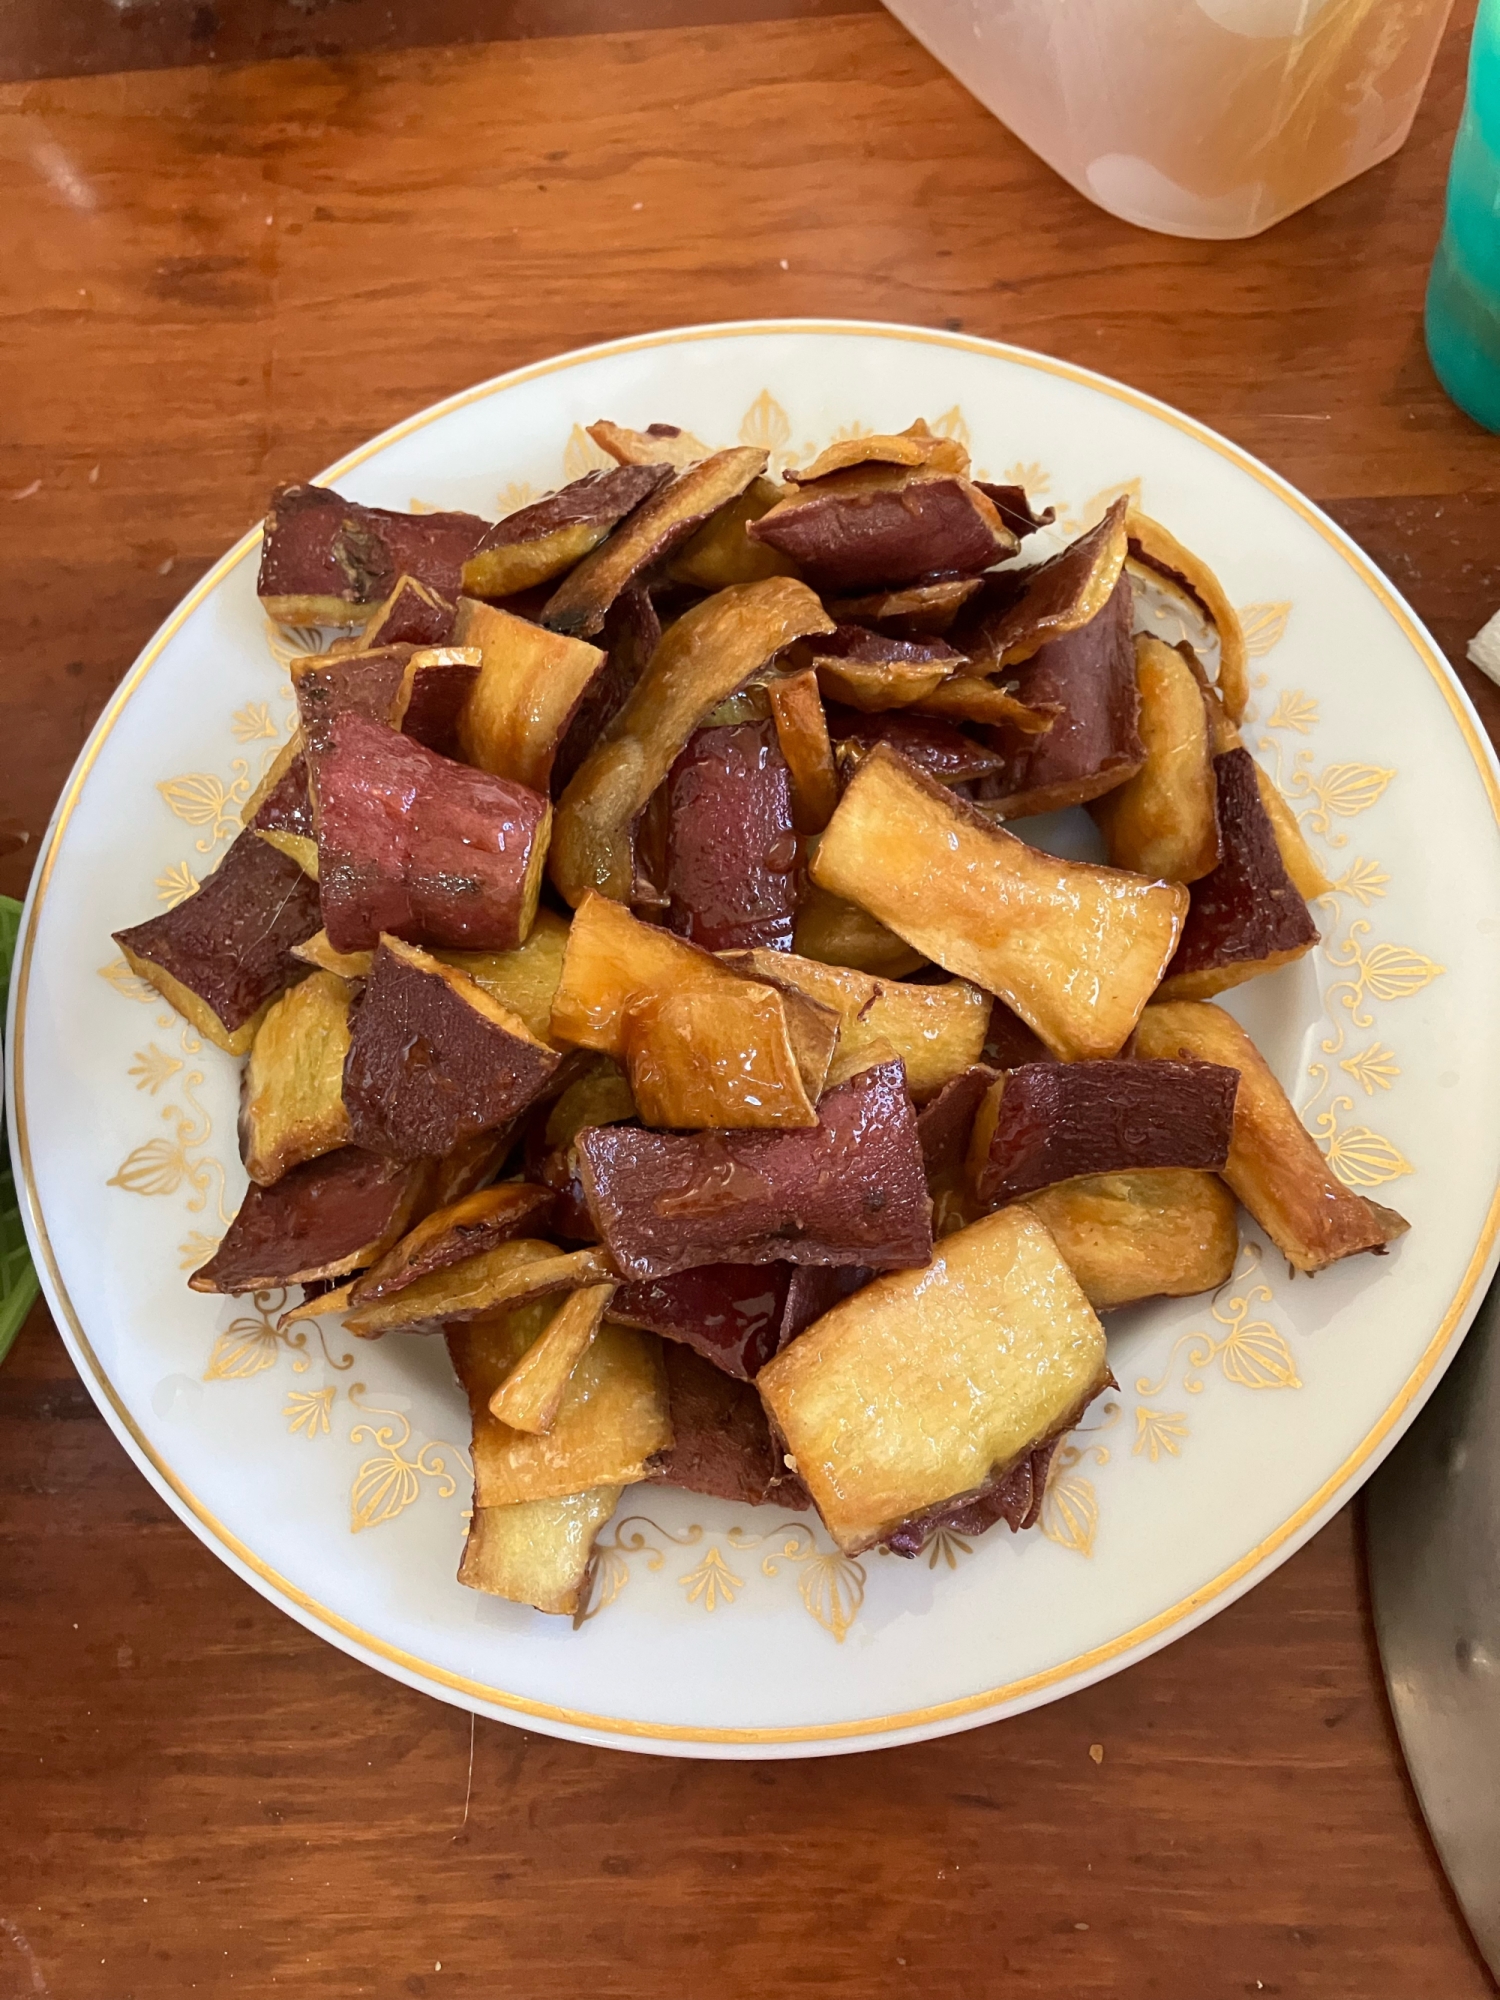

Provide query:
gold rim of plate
left=11, top=319, right=1500, bottom=1747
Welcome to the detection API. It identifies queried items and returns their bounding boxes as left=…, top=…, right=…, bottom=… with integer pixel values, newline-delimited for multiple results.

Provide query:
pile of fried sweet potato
left=113, top=418, right=1406, bottom=1616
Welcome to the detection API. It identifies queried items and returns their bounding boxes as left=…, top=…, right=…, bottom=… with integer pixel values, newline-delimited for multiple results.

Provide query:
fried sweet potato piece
left=576, top=1058, right=931, bottom=1280
left=811, top=624, right=961, bottom=712
left=748, top=465, right=1016, bottom=592
left=587, top=420, right=709, bottom=468
left=543, top=447, right=769, bottom=638
left=243, top=735, right=317, bottom=877
left=1157, top=748, right=1318, bottom=1001
left=550, top=576, right=832, bottom=905
left=916, top=1063, right=998, bottom=1236
left=293, top=643, right=482, bottom=764
left=966, top=1058, right=1238, bottom=1208
left=911, top=677, right=1057, bottom=733
left=313, top=712, right=551, bottom=954
left=830, top=576, right=983, bottom=638
left=189, top=1148, right=427, bottom=1293
left=549, top=892, right=835, bottom=1104
left=258, top=483, right=490, bottom=626
left=610, top=1262, right=793, bottom=1379
left=1126, top=509, right=1248, bottom=722
left=342, top=937, right=560, bottom=1161
left=767, top=670, right=839, bottom=832
left=462, top=464, right=670, bottom=600
left=786, top=419, right=970, bottom=484
left=974, top=574, right=1143, bottom=818
left=668, top=477, right=796, bottom=588
left=828, top=706, right=1004, bottom=789
left=360, top=574, right=456, bottom=649
left=458, top=1487, right=622, bottom=1613
left=115, top=830, right=321, bottom=1057
left=451, top=599, right=606, bottom=793
left=650, top=1342, right=803, bottom=1506
left=624, top=983, right=823, bottom=1130
left=1020, top=1169, right=1239, bottom=1311
left=550, top=586, right=660, bottom=802
left=1255, top=764, right=1333, bottom=899
left=757, top=1206, right=1110, bottom=1555
left=719, top=946, right=989, bottom=1102
left=347, top=1238, right=617, bottom=1338
left=349, top=1182, right=559, bottom=1305
left=960, top=497, right=1129, bottom=673
left=811, top=747, right=1187, bottom=1061
left=664, top=719, right=799, bottom=952
left=488, top=1281, right=617, bottom=1433
left=1133, top=1000, right=1409, bottom=1273
left=437, top=907, right=571, bottom=1047
left=239, top=971, right=353, bottom=1186
left=293, top=931, right=372, bottom=981
left=973, top=481, right=1056, bottom=539
left=452, top=1303, right=671, bottom=1505
left=1092, top=634, right=1220, bottom=881
left=792, top=883, right=927, bottom=978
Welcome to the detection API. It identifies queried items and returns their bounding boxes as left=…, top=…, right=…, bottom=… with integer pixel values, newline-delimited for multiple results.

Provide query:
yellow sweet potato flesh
left=1133, top=1001, right=1408, bottom=1273
left=787, top=421, right=969, bottom=484
left=812, top=747, right=1188, bottom=1062
left=623, top=983, right=820, bottom=1129
left=548, top=894, right=834, bottom=1103
left=587, top=420, right=709, bottom=468
left=813, top=655, right=954, bottom=712
left=668, top=478, right=796, bottom=588
left=458, top=1487, right=623, bottom=1613
left=549, top=577, right=833, bottom=905
left=488, top=1282, right=617, bottom=1433
left=792, top=883, right=928, bottom=978
left=721, top=946, right=988, bottom=1102
left=462, top=520, right=607, bottom=600
left=349, top=1183, right=560, bottom=1304
left=766, top=669, right=840, bottom=833
left=437, top=906, right=571, bottom=1047
left=453, top=600, right=605, bottom=792
left=240, top=970, right=353, bottom=1185
left=293, top=931, right=372, bottom=981
left=1020, top=1169, right=1238, bottom=1310
left=911, top=677, right=1055, bottom=732
left=1092, top=636, right=1220, bottom=883
left=343, top=1237, right=616, bottom=1337
left=544, top=1058, right=637, bottom=1150
left=455, top=1313, right=671, bottom=1505
left=757, top=1207, right=1109, bottom=1554
left=1126, top=509, right=1248, bottom=722
left=1255, top=766, right=1333, bottom=900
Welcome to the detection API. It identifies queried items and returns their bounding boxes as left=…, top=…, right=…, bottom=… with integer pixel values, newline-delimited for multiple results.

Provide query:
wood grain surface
left=2, top=5, right=1498, bottom=1996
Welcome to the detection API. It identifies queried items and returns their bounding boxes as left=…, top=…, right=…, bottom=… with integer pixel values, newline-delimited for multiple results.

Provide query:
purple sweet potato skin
left=575, top=1060, right=933, bottom=1280
left=748, top=476, right=1008, bottom=592
left=313, top=711, right=548, bottom=953
left=473, top=464, right=670, bottom=553
left=916, top=1065, right=1000, bottom=1183
left=364, top=578, right=457, bottom=649
left=114, top=829, right=321, bottom=1037
left=189, top=1148, right=417, bottom=1293
left=814, top=624, right=961, bottom=668
left=1167, top=746, right=1319, bottom=980
left=883, top=1437, right=1061, bottom=1557
left=247, top=752, right=315, bottom=843
left=294, top=648, right=413, bottom=762
left=975, top=573, right=1143, bottom=816
left=664, top=721, right=799, bottom=952
left=342, top=943, right=559, bottom=1161
left=826, top=705, right=1002, bottom=787
left=649, top=1343, right=808, bottom=1507
left=611, top=1263, right=792, bottom=1379
left=400, top=657, right=481, bottom=761
left=972, top=1058, right=1239, bottom=1208
left=551, top=586, right=660, bottom=800
left=258, top=485, right=489, bottom=608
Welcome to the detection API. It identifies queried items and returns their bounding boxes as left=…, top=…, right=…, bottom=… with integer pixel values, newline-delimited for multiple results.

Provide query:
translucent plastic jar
left=884, top=0, right=1457, bottom=239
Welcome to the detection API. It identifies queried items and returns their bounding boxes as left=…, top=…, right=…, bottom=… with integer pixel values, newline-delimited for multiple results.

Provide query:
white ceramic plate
left=11, top=321, right=1500, bottom=1760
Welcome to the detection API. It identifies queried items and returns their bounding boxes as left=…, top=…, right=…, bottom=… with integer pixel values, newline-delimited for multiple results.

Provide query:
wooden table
left=3, top=5, right=1498, bottom=1994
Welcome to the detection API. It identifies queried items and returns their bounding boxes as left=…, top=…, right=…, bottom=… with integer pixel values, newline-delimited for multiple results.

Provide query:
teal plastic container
left=1427, top=0, right=1500, bottom=432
